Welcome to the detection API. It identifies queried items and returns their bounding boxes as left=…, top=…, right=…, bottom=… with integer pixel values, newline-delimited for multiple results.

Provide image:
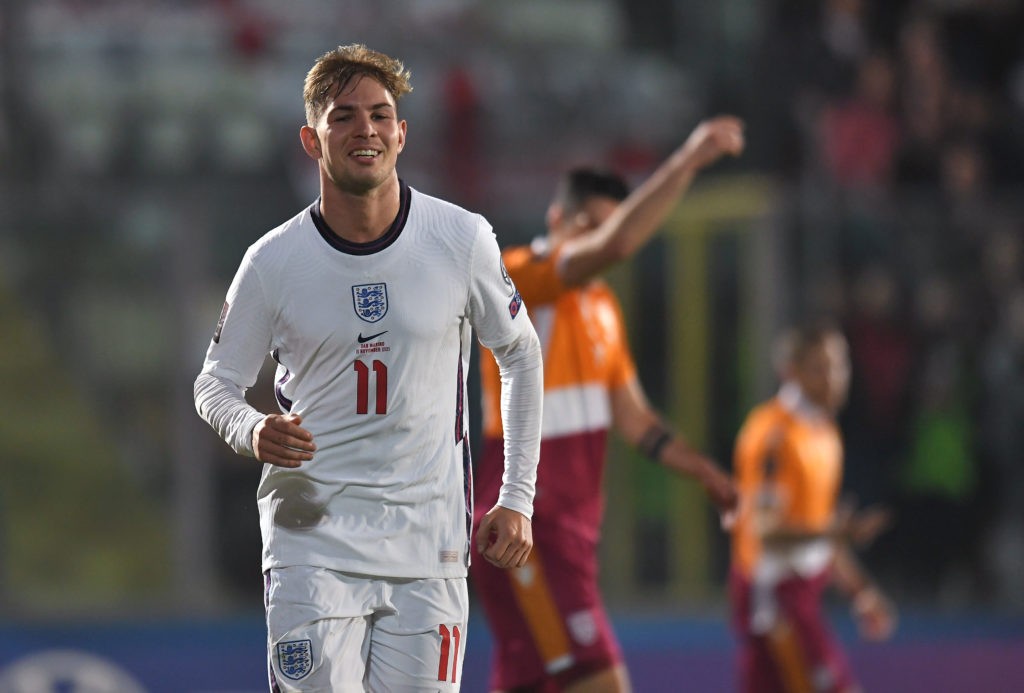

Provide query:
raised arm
left=558, top=115, right=745, bottom=287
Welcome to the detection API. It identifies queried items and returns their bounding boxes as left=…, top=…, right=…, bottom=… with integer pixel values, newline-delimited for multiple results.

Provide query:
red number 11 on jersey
left=354, top=359, right=387, bottom=414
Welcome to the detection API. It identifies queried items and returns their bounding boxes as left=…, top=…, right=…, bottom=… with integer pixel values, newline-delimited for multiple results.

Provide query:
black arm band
left=639, top=425, right=674, bottom=461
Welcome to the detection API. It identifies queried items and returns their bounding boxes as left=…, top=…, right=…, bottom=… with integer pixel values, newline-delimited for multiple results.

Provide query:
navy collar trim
left=309, top=179, right=411, bottom=255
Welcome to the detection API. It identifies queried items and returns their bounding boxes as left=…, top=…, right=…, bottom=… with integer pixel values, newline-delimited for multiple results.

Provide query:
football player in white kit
left=194, top=44, right=543, bottom=691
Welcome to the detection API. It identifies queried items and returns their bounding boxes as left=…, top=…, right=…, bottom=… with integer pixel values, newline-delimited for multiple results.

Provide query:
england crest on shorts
left=276, top=639, right=313, bottom=680
left=352, top=283, right=388, bottom=323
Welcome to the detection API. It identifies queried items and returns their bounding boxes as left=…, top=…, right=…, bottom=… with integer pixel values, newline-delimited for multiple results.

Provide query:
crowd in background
left=755, top=0, right=1024, bottom=608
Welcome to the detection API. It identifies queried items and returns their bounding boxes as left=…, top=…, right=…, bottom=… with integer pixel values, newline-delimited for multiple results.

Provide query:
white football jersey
left=197, top=181, right=540, bottom=579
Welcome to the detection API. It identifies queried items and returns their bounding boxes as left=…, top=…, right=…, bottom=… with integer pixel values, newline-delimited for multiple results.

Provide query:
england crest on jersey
left=276, top=639, right=313, bottom=680
left=352, top=283, right=388, bottom=323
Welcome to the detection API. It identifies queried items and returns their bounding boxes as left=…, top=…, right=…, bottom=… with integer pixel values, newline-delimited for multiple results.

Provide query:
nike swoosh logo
left=357, top=331, right=388, bottom=343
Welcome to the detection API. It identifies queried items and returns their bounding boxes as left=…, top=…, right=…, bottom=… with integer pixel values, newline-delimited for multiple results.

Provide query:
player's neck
left=319, top=175, right=401, bottom=244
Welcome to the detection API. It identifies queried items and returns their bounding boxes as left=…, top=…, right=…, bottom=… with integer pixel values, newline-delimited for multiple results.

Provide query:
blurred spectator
left=821, top=0, right=869, bottom=67
left=215, top=0, right=276, bottom=60
left=895, top=14, right=951, bottom=186
left=979, top=288, right=1024, bottom=607
left=979, top=227, right=1023, bottom=315
left=776, top=0, right=1024, bottom=613
left=939, top=135, right=988, bottom=209
left=802, top=0, right=872, bottom=99
left=897, top=336, right=980, bottom=606
left=840, top=264, right=914, bottom=506
left=818, top=51, right=901, bottom=190
left=441, top=65, right=484, bottom=207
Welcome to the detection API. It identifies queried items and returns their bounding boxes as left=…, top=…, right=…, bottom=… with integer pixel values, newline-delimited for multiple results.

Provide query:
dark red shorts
left=729, top=567, right=856, bottom=693
left=469, top=519, right=622, bottom=691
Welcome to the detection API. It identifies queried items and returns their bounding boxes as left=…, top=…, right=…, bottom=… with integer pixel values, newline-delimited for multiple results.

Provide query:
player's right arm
left=195, top=375, right=315, bottom=467
left=193, top=248, right=314, bottom=467
left=557, top=115, right=745, bottom=287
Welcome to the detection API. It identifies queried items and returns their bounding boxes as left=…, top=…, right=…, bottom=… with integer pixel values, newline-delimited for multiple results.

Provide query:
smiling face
left=300, top=75, right=407, bottom=196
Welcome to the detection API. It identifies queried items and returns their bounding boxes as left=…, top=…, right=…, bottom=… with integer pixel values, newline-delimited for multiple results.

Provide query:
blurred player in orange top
left=729, top=322, right=897, bottom=693
left=470, top=116, right=744, bottom=693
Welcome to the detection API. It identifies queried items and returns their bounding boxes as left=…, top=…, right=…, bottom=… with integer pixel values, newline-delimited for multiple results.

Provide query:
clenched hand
left=475, top=505, right=533, bottom=569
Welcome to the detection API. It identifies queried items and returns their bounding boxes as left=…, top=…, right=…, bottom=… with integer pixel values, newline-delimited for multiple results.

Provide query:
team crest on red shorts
left=277, top=639, right=313, bottom=680
left=567, top=610, right=598, bottom=646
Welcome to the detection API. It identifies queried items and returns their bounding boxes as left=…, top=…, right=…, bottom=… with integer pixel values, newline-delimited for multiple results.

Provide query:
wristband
left=639, top=425, right=674, bottom=461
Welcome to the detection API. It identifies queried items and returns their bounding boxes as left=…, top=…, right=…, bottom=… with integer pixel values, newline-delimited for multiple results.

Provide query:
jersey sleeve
left=468, top=224, right=537, bottom=351
left=501, top=245, right=568, bottom=307
left=194, top=248, right=274, bottom=455
left=468, top=222, right=543, bottom=518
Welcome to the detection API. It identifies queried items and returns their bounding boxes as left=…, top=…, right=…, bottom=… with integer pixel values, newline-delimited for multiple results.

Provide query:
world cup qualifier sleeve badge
left=276, top=639, right=313, bottom=680
left=499, top=258, right=522, bottom=318
left=352, top=283, right=389, bottom=323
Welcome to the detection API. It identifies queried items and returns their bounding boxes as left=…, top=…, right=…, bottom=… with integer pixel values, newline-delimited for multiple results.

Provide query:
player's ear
left=299, top=125, right=321, bottom=160
left=396, top=118, right=407, bottom=153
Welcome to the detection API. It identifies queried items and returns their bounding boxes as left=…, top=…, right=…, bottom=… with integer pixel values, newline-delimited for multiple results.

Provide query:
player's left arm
left=611, top=377, right=738, bottom=525
left=476, top=331, right=543, bottom=567
left=832, top=543, right=898, bottom=641
left=468, top=222, right=545, bottom=568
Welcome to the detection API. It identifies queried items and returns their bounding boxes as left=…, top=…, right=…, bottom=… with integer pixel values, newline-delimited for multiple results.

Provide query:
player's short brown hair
left=788, top=318, right=844, bottom=366
left=303, top=44, right=413, bottom=125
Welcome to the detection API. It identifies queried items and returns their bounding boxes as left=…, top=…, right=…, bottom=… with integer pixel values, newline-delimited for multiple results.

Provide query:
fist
left=682, top=115, right=746, bottom=171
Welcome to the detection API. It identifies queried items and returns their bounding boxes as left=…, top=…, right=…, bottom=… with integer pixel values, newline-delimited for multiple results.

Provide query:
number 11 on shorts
left=437, top=623, right=461, bottom=683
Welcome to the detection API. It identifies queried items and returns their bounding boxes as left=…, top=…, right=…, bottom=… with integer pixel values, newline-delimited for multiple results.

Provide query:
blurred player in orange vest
left=729, top=321, right=897, bottom=693
left=471, top=116, right=744, bottom=692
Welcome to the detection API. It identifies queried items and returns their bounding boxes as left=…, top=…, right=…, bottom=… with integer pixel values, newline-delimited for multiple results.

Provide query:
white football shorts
left=264, top=566, right=468, bottom=692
